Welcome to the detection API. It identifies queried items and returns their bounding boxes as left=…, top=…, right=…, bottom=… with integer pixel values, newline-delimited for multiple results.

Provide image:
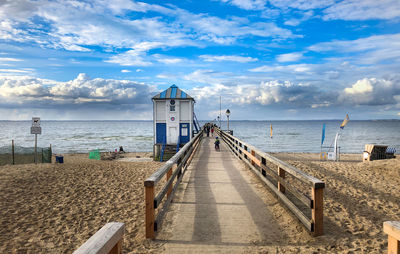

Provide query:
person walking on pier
left=214, top=137, right=220, bottom=151
left=206, top=124, right=210, bottom=137
left=211, top=126, right=214, bottom=136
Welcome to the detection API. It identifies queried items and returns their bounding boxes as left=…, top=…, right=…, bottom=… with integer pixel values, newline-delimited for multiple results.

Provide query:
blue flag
left=321, top=123, right=326, bottom=146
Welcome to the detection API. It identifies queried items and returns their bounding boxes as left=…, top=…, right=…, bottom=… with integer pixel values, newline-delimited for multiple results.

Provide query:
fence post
left=12, top=140, right=15, bottom=165
left=49, top=144, right=52, bottom=163
left=145, top=182, right=155, bottom=239
left=312, top=186, right=324, bottom=236
left=278, top=166, right=285, bottom=193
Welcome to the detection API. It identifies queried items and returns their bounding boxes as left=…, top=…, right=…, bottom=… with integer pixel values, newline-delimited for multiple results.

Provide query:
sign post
left=31, top=117, right=42, bottom=164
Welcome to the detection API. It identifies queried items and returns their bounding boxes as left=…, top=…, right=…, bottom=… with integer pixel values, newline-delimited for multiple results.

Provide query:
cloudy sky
left=0, top=0, right=400, bottom=120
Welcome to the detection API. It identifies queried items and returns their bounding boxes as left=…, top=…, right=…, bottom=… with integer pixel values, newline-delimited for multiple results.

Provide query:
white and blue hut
left=152, top=85, right=196, bottom=160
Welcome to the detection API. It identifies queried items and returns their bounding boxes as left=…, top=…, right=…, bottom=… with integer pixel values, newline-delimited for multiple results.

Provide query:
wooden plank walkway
left=157, top=135, right=287, bottom=253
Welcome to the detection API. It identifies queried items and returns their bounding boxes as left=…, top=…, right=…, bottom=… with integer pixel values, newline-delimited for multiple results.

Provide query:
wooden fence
left=73, top=222, right=125, bottom=254
left=144, top=128, right=204, bottom=239
left=217, top=128, right=325, bottom=236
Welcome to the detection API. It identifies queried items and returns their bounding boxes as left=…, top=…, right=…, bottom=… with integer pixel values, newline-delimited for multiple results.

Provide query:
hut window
left=170, top=105, right=175, bottom=111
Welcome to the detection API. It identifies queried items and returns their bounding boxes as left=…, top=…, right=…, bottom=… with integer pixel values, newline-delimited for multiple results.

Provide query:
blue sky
left=0, top=0, right=400, bottom=120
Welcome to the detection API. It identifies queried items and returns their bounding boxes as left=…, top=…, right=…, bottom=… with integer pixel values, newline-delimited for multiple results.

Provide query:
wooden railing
left=384, top=221, right=400, bottom=254
left=73, top=222, right=125, bottom=254
left=217, top=129, right=325, bottom=236
left=144, top=128, right=204, bottom=239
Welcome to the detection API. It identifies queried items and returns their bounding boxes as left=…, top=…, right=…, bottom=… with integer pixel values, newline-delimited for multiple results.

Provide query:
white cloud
left=184, top=69, right=227, bottom=85
left=308, top=33, right=400, bottom=64
left=153, top=54, right=183, bottom=64
left=219, top=0, right=267, bottom=10
left=199, top=55, right=258, bottom=63
left=344, top=79, right=373, bottom=94
left=323, top=0, right=400, bottom=21
left=157, top=58, right=182, bottom=64
left=0, top=57, right=23, bottom=62
left=249, top=63, right=312, bottom=73
left=188, top=79, right=327, bottom=108
left=0, top=73, right=155, bottom=108
left=340, top=77, right=400, bottom=105
left=269, top=0, right=334, bottom=10
left=283, top=10, right=314, bottom=26
left=311, top=102, right=331, bottom=108
left=0, top=0, right=39, bottom=22
left=0, top=68, right=34, bottom=76
left=105, top=49, right=152, bottom=66
left=276, top=52, right=303, bottom=62
left=174, top=9, right=297, bottom=43
left=121, top=69, right=131, bottom=73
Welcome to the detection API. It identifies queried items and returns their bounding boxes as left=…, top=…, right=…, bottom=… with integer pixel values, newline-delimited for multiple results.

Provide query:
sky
left=0, top=0, right=400, bottom=120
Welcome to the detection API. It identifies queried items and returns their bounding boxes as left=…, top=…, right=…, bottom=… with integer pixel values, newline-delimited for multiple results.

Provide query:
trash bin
left=56, top=156, right=64, bottom=163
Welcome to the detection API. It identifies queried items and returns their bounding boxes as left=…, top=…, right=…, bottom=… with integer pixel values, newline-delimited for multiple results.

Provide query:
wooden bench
left=384, top=221, right=400, bottom=254
left=73, top=222, right=125, bottom=254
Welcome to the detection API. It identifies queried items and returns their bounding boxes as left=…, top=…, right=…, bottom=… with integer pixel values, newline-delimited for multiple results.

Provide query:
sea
left=0, top=120, right=399, bottom=154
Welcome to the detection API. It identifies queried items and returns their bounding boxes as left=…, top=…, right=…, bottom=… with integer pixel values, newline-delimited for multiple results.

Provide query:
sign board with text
left=31, top=117, right=42, bottom=134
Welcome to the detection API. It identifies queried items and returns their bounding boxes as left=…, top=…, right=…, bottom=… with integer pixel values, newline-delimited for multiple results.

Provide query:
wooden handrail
left=145, top=129, right=203, bottom=186
left=145, top=128, right=204, bottom=239
left=217, top=128, right=325, bottom=236
left=384, top=221, right=400, bottom=254
left=73, top=222, right=125, bottom=254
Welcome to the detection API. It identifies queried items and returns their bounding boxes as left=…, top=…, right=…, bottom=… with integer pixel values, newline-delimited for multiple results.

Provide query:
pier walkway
left=156, top=135, right=286, bottom=253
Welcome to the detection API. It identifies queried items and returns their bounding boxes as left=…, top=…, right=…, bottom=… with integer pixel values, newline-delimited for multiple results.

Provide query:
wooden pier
left=156, top=133, right=285, bottom=252
left=144, top=127, right=325, bottom=252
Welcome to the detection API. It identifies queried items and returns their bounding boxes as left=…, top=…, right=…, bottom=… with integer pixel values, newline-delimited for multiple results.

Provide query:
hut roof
left=152, top=85, right=193, bottom=100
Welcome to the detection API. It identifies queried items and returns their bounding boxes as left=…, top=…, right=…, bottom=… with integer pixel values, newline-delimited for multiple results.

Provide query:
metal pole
left=12, top=140, right=15, bottom=165
left=219, top=96, right=221, bottom=128
left=227, top=116, right=229, bottom=131
left=34, top=134, right=37, bottom=164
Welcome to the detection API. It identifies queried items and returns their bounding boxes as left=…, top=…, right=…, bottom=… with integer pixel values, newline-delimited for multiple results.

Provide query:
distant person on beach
left=214, top=137, right=220, bottom=151
left=119, top=146, right=125, bottom=153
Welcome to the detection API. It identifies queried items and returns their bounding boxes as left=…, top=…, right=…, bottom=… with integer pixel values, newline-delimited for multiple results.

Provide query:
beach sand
left=251, top=153, right=400, bottom=253
left=1, top=152, right=399, bottom=253
left=0, top=152, right=164, bottom=253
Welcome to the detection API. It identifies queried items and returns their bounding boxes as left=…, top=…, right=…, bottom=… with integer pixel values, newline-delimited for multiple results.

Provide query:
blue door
left=156, top=123, right=166, bottom=144
left=180, top=123, right=190, bottom=143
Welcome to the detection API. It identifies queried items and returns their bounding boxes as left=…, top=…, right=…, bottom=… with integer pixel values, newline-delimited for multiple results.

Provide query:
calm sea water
left=0, top=120, right=399, bottom=154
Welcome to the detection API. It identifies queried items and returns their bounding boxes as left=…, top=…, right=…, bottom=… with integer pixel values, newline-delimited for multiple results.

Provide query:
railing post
left=167, top=165, right=175, bottom=198
left=383, top=221, right=400, bottom=254
left=145, top=182, right=155, bottom=239
left=109, top=238, right=123, bottom=254
left=278, top=166, right=285, bottom=193
left=312, top=186, right=324, bottom=236
left=251, top=150, right=256, bottom=166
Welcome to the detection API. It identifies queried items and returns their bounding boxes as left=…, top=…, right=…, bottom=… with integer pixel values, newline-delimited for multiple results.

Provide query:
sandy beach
left=0, top=153, right=164, bottom=253
left=1, top=152, right=399, bottom=253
